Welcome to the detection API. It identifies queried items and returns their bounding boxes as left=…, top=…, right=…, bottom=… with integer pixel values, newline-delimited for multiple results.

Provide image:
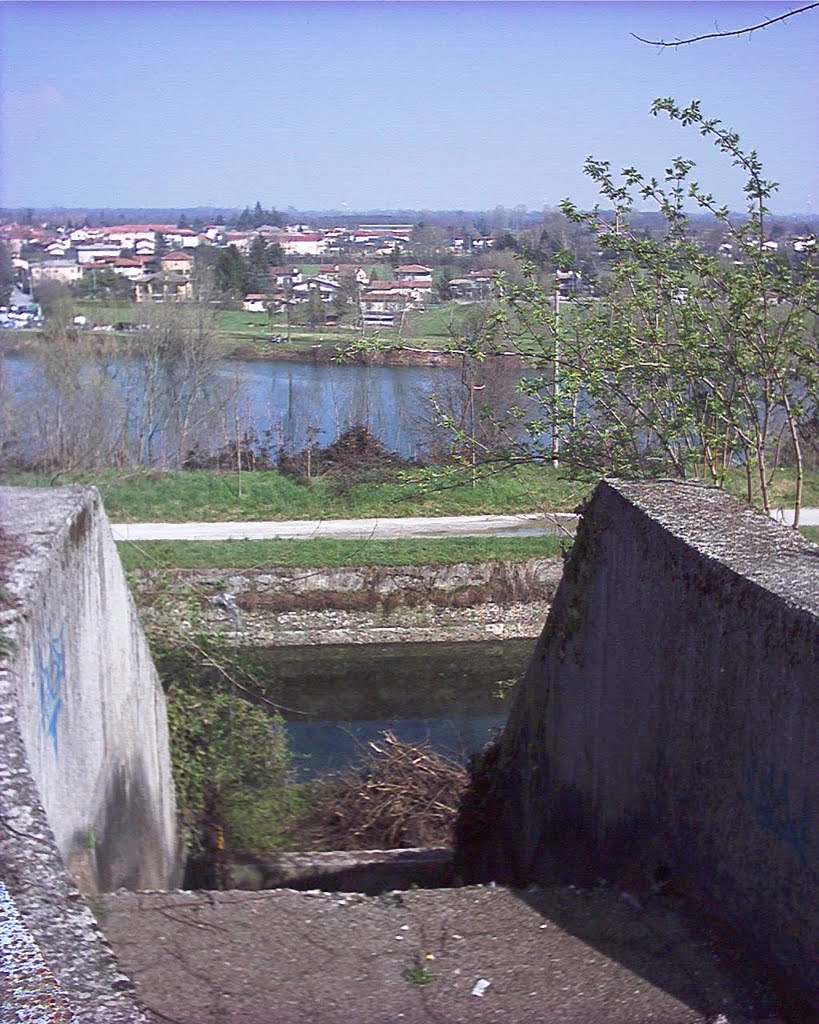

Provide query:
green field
left=6, top=463, right=816, bottom=524
left=117, top=533, right=566, bottom=570
left=5, top=464, right=590, bottom=522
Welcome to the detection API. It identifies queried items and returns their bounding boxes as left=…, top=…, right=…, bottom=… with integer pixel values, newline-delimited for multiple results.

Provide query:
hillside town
left=0, top=217, right=510, bottom=331
left=2, top=211, right=814, bottom=333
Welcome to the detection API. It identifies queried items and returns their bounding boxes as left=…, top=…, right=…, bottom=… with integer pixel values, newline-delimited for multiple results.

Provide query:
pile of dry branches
left=301, top=732, right=469, bottom=850
left=277, top=425, right=411, bottom=480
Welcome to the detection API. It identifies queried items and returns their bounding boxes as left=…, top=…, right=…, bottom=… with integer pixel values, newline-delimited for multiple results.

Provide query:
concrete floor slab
left=99, top=884, right=782, bottom=1024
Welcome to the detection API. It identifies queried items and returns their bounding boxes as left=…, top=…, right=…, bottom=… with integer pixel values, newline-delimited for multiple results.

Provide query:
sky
left=1, top=1, right=817, bottom=213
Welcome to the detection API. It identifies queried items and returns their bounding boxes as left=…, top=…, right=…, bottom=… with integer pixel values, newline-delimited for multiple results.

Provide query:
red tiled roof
left=396, top=264, right=432, bottom=273
left=161, top=250, right=193, bottom=260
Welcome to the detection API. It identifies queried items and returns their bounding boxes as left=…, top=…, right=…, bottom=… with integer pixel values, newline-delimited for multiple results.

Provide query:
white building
left=30, top=261, right=84, bottom=286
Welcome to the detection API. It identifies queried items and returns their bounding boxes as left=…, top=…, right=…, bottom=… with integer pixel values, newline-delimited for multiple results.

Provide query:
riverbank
left=227, top=341, right=525, bottom=369
left=130, top=557, right=563, bottom=645
left=0, top=329, right=522, bottom=369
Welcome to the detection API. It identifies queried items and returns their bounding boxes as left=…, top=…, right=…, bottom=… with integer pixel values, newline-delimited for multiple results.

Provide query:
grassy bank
left=6, top=463, right=817, bottom=522
left=117, top=533, right=567, bottom=570
left=5, top=464, right=589, bottom=522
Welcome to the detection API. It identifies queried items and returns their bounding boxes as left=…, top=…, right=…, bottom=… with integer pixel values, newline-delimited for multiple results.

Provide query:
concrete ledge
left=0, top=485, right=181, bottom=1021
left=458, top=480, right=818, bottom=1014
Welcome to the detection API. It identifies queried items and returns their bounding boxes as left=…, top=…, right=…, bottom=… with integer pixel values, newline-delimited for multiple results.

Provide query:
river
left=1, top=350, right=482, bottom=463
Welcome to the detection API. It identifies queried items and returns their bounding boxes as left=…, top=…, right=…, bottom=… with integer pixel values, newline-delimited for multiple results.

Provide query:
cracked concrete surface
left=100, top=884, right=782, bottom=1024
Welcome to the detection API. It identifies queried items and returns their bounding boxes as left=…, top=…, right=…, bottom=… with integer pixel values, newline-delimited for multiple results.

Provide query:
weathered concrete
left=226, top=847, right=453, bottom=894
left=0, top=487, right=179, bottom=893
left=457, top=480, right=818, bottom=1014
left=0, top=485, right=180, bottom=1021
left=100, top=883, right=783, bottom=1024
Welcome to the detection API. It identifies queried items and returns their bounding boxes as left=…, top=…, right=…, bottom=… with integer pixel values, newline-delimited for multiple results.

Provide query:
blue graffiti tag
left=746, top=756, right=811, bottom=868
left=34, top=624, right=66, bottom=756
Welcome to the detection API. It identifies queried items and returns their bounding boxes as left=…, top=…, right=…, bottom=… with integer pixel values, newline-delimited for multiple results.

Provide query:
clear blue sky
left=1, top=1, right=817, bottom=213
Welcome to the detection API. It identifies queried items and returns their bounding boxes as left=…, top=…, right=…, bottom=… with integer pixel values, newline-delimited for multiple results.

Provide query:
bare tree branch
left=632, top=3, right=818, bottom=46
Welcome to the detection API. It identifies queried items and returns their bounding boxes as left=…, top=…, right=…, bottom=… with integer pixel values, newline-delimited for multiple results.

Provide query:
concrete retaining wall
left=458, top=480, right=818, bottom=1011
left=130, top=558, right=563, bottom=646
left=0, top=485, right=180, bottom=1020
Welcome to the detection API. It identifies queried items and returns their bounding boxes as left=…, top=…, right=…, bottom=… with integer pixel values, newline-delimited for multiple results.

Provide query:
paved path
left=111, top=507, right=818, bottom=542
left=111, top=512, right=580, bottom=542
left=771, top=506, right=819, bottom=526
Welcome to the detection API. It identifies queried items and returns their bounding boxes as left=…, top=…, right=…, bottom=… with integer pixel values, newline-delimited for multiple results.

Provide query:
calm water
left=251, top=639, right=532, bottom=779
left=2, top=351, right=461, bottom=460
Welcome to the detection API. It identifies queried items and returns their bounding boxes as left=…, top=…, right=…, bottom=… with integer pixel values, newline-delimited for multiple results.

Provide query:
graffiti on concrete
left=35, top=624, right=66, bottom=756
left=746, top=756, right=811, bottom=868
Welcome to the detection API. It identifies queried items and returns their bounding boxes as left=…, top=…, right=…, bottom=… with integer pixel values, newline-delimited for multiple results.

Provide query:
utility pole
left=470, top=379, right=486, bottom=489
left=551, top=290, right=561, bottom=468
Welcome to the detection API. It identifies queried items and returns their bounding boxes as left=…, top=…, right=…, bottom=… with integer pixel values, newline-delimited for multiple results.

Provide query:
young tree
left=475, top=100, right=817, bottom=524
left=0, top=242, right=14, bottom=306
left=214, top=245, right=248, bottom=300
left=306, top=286, right=326, bottom=327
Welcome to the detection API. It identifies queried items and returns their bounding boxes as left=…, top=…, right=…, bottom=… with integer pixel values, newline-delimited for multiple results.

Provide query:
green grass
left=73, top=300, right=140, bottom=323
left=4, top=464, right=588, bottom=522
left=721, top=468, right=819, bottom=509
left=800, top=526, right=819, bottom=543
left=403, top=302, right=475, bottom=342
left=215, top=308, right=270, bottom=335
left=116, top=533, right=567, bottom=570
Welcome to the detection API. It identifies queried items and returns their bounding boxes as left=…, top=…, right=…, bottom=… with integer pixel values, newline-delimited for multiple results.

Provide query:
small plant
left=88, top=900, right=109, bottom=920
left=403, top=959, right=435, bottom=985
left=492, top=676, right=517, bottom=701
left=0, top=630, right=16, bottom=656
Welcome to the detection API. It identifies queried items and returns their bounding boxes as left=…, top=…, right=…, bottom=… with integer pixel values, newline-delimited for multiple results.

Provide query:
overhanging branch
left=632, top=3, right=818, bottom=46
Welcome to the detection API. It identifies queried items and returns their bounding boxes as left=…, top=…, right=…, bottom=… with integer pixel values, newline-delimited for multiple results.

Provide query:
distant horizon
left=2, top=2, right=817, bottom=213
left=2, top=204, right=818, bottom=222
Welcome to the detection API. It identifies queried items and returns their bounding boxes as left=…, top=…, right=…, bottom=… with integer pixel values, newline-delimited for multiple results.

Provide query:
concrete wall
left=458, top=480, right=818, bottom=1011
left=1, top=485, right=179, bottom=893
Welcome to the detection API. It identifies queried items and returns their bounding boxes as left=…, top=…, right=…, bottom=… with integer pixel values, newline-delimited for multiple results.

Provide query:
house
left=162, top=228, right=201, bottom=249
left=111, top=258, right=146, bottom=281
left=102, top=225, right=173, bottom=249
left=314, top=265, right=370, bottom=288
left=76, top=243, right=122, bottom=265
left=449, top=272, right=496, bottom=302
left=223, top=231, right=252, bottom=253
left=352, top=224, right=414, bottom=244
left=279, top=232, right=329, bottom=257
left=45, top=241, right=68, bottom=258
left=242, top=293, right=268, bottom=312
left=290, top=276, right=341, bottom=303
left=160, top=250, right=195, bottom=275
left=30, top=261, right=84, bottom=286
left=359, top=280, right=427, bottom=327
left=395, top=264, right=432, bottom=287
left=134, top=272, right=193, bottom=303
left=268, top=266, right=303, bottom=288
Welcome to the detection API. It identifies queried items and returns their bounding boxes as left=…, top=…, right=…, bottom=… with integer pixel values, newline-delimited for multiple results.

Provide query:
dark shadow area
left=511, top=884, right=789, bottom=1024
